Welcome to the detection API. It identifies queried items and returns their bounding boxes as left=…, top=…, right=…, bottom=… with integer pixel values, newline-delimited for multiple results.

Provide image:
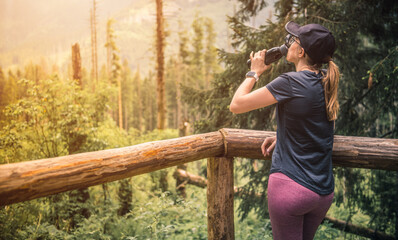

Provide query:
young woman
left=230, top=21, right=340, bottom=240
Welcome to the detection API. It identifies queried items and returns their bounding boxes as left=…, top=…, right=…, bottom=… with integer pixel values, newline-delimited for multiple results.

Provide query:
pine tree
left=133, top=68, right=143, bottom=131
left=191, top=15, right=205, bottom=90
left=141, top=73, right=157, bottom=132
left=105, top=18, right=123, bottom=130
left=204, top=18, right=220, bottom=89
left=0, top=67, right=6, bottom=122
left=90, top=0, right=98, bottom=89
left=165, top=57, right=178, bottom=129
left=186, top=0, right=398, bottom=237
left=4, top=70, right=18, bottom=105
left=177, top=21, right=190, bottom=128
left=154, top=0, right=169, bottom=189
left=156, top=0, right=166, bottom=130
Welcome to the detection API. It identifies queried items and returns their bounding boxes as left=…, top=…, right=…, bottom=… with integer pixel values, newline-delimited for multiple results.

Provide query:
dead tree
left=90, top=0, right=98, bottom=90
left=156, top=0, right=166, bottom=129
left=71, top=43, right=82, bottom=87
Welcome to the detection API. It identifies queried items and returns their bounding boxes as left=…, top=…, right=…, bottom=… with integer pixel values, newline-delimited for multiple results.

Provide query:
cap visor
left=285, top=21, right=300, bottom=37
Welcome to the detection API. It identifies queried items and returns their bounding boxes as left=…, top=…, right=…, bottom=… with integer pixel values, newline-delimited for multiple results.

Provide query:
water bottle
left=247, top=44, right=288, bottom=68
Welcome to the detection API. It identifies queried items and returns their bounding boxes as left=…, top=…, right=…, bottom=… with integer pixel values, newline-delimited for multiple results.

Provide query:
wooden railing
left=1, top=128, right=398, bottom=239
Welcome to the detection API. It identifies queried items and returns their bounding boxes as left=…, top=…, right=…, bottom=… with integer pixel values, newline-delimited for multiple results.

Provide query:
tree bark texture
left=156, top=0, right=166, bottom=129
left=71, top=43, right=82, bottom=87
left=220, top=128, right=398, bottom=171
left=324, top=215, right=395, bottom=240
left=173, top=168, right=255, bottom=197
left=207, top=157, right=234, bottom=240
left=0, top=132, right=224, bottom=206
left=90, top=0, right=98, bottom=88
left=173, top=168, right=207, bottom=188
left=1, top=128, right=398, bottom=206
left=118, top=78, right=123, bottom=130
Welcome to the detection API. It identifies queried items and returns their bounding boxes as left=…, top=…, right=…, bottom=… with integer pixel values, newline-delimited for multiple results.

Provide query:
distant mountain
left=0, top=0, right=274, bottom=75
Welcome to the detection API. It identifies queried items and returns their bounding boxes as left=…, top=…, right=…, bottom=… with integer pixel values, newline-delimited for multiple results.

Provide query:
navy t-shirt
left=266, top=70, right=334, bottom=195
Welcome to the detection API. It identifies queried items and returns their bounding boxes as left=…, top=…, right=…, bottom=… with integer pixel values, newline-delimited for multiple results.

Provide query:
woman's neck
left=295, top=61, right=318, bottom=74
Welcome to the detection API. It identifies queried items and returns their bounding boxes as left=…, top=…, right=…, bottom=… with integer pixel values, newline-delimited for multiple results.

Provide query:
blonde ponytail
left=323, top=60, right=340, bottom=121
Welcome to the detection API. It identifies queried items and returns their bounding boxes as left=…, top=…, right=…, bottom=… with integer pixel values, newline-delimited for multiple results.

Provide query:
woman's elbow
left=229, top=103, right=243, bottom=114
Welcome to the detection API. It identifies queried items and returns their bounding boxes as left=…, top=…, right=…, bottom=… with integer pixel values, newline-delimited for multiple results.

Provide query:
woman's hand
left=250, top=49, right=271, bottom=77
left=261, top=136, right=276, bottom=157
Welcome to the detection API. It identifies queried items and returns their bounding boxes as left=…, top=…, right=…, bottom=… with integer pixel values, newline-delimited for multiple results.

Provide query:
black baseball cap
left=285, top=21, right=336, bottom=63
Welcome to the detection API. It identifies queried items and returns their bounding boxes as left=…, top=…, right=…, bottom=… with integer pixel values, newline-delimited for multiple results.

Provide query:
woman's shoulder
left=281, top=70, right=326, bottom=80
left=277, top=71, right=308, bottom=82
left=278, top=71, right=297, bottom=78
left=279, top=71, right=309, bottom=79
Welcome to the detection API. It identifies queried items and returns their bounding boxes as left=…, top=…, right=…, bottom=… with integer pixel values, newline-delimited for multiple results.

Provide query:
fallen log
left=173, top=169, right=395, bottom=240
left=173, top=168, right=207, bottom=188
left=173, top=168, right=259, bottom=198
left=324, top=215, right=395, bottom=240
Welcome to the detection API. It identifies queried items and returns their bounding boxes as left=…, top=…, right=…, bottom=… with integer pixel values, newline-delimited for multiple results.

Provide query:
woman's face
left=286, top=36, right=303, bottom=64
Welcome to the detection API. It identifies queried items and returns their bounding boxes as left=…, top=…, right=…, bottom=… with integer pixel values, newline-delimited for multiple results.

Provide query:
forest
left=0, top=0, right=397, bottom=239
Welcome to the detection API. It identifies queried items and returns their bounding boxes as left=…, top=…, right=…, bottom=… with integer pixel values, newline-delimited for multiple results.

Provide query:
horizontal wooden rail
left=1, top=128, right=398, bottom=206
left=0, top=131, right=224, bottom=206
left=220, top=128, right=398, bottom=170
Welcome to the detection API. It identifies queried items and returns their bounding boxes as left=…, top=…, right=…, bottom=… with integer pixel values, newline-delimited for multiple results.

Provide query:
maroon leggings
left=267, top=172, right=334, bottom=240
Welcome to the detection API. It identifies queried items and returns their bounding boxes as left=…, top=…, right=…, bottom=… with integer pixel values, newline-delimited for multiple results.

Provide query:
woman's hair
left=322, top=60, right=340, bottom=121
left=307, top=58, right=340, bottom=121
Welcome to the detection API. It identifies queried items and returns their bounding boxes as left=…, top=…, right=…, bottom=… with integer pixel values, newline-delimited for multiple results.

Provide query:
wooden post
left=207, top=157, right=234, bottom=240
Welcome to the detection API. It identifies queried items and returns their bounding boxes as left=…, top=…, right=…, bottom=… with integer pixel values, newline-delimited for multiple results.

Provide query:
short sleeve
left=265, top=74, right=292, bottom=103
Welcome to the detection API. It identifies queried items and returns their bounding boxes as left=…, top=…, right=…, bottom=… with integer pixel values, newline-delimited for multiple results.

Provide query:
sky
left=0, top=0, right=275, bottom=74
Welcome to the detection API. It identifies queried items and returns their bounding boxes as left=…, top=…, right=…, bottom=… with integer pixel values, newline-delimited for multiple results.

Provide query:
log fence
left=1, top=128, right=398, bottom=239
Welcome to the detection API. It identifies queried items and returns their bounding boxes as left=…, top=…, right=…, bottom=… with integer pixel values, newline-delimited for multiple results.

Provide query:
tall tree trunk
left=90, top=0, right=98, bottom=92
left=90, top=9, right=95, bottom=91
left=175, top=115, right=189, bottom=198
left=92, top=0, right=98, bottom=88
left=136, top=69, right=142, bottom=132
left=117, top=179, right=132, bottom=216
left=176, top=59, right=182, bottom=129
left=156, top=0, right=166, bottom=130
left=71, top=43, right=82, bottom=88
left=118, top=77, right=123, bottom=130
left=68, top=188, right=91, bottom=229
left=106, top=27, right=111, bottom=80
left=102, top=183, right=108, bottom=202
left=124, top=99, right=128, bottom=130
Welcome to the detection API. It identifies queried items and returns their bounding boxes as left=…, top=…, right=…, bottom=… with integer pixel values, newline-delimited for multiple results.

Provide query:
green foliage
left=129, top=128, right=178, bottom=145
left=124, top=192, right=207, bottom=239
left=0, top=76, right=107, bottom=163
left=185, top=0, right=398, bottom=238
left=1, top=1, right=397, bottom=239
left=105, top=18, right=122, bottom=84
left=313, top=220, right=341, bottom=239
left=176, top=15, right=223, bottom=129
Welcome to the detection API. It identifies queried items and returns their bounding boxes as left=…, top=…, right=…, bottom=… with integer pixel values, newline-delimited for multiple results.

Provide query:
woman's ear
left=298, top=48, right=305, bottom=58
